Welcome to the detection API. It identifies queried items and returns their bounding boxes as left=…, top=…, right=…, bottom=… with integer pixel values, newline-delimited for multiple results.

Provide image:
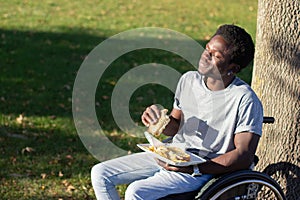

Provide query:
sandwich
left=147, top=109, right=170, bottom=136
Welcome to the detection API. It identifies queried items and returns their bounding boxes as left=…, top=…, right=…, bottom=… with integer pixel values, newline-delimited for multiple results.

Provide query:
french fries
left=147, top=145, right=190, bottom=162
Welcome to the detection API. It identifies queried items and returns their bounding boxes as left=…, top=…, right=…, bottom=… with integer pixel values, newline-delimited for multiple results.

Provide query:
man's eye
left=214, top=55, right=222, bottom=59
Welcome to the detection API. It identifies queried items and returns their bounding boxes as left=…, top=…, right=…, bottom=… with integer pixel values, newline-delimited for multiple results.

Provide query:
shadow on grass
left=0, top=28, right=106, bottom=117
left=0, top=28, right=209, bottom=129
left=0, top=27, right=252, bottom=123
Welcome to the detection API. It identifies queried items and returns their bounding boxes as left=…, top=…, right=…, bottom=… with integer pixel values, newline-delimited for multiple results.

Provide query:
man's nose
left=203, top=49, right=212, bottom=59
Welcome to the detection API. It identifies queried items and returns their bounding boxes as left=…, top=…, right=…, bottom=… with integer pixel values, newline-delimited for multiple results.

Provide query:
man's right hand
left=141, top=104, right=163, bottom=127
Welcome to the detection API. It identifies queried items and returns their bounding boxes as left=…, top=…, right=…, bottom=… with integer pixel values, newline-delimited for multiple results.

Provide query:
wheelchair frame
left=160, top=117, right=286, bottom=200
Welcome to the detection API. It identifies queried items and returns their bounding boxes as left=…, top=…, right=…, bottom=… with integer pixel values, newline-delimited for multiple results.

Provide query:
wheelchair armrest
left=263, top=116, right=275, bottom=123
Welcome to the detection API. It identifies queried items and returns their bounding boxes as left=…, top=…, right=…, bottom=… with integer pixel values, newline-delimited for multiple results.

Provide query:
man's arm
left=161, top=132, right=260, bottom=175
left=162, top=108, right=181, bottom=136
left=199, top=132, right=260, bottom=174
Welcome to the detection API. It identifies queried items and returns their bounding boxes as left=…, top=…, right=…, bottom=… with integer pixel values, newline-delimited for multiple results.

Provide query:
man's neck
left=204, top=75, right=235, bottom=91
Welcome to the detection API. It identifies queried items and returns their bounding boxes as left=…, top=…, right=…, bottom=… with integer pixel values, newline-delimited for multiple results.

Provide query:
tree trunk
left=252, top=0, right=300, bottom=199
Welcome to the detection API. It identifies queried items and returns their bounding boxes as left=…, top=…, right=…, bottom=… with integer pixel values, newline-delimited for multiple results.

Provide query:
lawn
left=0, top=0, right=258, bottom=199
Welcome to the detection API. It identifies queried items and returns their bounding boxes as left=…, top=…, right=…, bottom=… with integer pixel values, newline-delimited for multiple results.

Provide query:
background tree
left=252, top=0, right=300, bottom=199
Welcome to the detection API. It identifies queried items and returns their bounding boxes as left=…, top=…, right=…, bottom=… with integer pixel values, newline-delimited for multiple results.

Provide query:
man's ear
left=229, top=63, right=241, bottom=74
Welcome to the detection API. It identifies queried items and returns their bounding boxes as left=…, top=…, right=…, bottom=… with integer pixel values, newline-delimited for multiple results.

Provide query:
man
left=91, top=24, right=263, bottom=200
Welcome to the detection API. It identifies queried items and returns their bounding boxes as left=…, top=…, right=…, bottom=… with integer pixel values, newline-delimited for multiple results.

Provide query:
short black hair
left=214, top=24, right=255, bottom=70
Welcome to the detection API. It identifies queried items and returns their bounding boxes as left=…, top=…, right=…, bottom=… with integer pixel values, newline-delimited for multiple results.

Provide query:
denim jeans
left=91, top=152, right=213, bottom=200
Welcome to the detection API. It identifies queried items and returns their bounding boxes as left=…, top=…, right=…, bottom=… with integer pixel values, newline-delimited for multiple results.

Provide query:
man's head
left=198, top=24, right=255, bottom=79
left=213, top=24, right=255, bottom=71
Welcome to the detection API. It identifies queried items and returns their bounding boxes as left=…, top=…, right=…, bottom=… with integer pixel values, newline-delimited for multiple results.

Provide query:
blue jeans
left=91, top=152, right=213, bottom=200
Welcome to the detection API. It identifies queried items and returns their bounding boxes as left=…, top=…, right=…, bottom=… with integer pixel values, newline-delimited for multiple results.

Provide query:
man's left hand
left=155, top=158, right=193, bottom=174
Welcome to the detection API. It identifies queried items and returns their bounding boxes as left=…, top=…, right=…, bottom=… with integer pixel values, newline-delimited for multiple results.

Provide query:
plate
left=137, top=143, right=207, bottom=166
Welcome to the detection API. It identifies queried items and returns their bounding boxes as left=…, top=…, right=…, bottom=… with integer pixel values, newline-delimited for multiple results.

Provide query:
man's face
left=198, top=35, right=231, bottom=78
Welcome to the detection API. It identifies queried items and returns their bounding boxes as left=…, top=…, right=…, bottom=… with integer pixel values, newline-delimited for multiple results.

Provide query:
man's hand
left=155, top=158, right=193, bottom=175
left=141, top=105, right=162, bottom=127
left=142, top=105, right=181, bottom=137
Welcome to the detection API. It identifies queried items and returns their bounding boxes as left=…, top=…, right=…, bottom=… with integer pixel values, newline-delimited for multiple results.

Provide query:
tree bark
left=252, top=0, right=300, bottom=199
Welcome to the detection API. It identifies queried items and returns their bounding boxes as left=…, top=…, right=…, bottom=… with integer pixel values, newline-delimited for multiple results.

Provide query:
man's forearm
left=163, top=115, right=180, bottom=136
left=198, top=149, right=255, bottom=175
left=198, top=132, right=259, bottom=175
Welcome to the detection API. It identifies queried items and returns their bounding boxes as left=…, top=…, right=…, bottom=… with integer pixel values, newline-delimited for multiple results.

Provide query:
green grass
left=0, top=0, right=257, bottom=199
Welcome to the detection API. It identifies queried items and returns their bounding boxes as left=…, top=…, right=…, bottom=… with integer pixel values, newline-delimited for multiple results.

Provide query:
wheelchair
left=160, top=117, right=286, bottom=200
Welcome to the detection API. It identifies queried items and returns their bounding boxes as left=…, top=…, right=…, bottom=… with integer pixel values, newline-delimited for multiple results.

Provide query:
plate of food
left=137, top=143, right=206, bottom=166
left=137, top=132, right=206, bottom=166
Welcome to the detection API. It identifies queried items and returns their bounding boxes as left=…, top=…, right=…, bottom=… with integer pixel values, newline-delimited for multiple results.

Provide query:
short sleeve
left=173, top=74, right=185, bottom=110
left=235, top=94, right=264, bottom=136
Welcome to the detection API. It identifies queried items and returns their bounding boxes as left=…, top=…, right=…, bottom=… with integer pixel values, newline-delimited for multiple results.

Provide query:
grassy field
left=0, top=0, right=258, bottom=199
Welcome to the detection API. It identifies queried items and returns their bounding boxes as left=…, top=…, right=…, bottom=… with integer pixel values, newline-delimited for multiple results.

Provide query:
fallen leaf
left=82, top=185, right=87, bottom=190
left=102, top=95, right=110, bottom=100
left=58, top=103, right=65, bottom=108
left=10, top=156, right=17, bottom=165
left=65, top=155, right=73, bottom=160
left=62, top=180, right=69, bottom=186
left=21, top=147, right=35, bottom=154
left=58, top=171, right=64, bottom=177
left=136, top=96, right=143, bottom=102
left=64, top=84, right=71, bottom=90
left=41, top=173, right=47, bottom=179
left=67, top=185, right=76, bottom=192
left=109, top=80, right=116, bottom=86
left=49, top=115, right=57, bottom=120
left=16, top=114, right=24, bottom=124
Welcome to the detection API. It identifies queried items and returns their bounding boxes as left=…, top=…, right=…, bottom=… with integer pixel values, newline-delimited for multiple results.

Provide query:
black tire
left=197, top=170, right=286, bottom=200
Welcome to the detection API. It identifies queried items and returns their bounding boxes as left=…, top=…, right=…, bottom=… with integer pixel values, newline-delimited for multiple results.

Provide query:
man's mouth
left=199, top=58, right=210, bottom=67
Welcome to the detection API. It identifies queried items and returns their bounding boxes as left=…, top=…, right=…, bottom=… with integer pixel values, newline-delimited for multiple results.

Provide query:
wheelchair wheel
left=198, top=170, right=286, bottom=200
